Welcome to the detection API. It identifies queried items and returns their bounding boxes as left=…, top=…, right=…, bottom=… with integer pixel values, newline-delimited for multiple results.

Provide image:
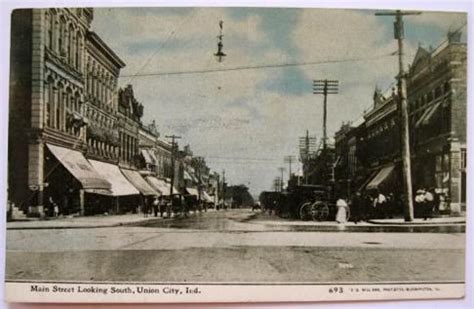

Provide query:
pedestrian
left=386, top=192, right=395, bottom=219
left=350, top=192, right=362, bottom=223
left=158, top=196, right=165, bottom=217
left=48, top=196, right=59, bottom=217
left=374, top=191, right=386, bottom=219
left=53, top=203, right=59, bottom=217
left=153, top=196, right=159, bottom=217
left=414, top=189, right=426, bottom=218
left=143, top=200, right=149, bottom=217
left=361, top=192, right=372, bottom=220
left=423, top=188, right=435, bottom=220
left=335, top=196, right=349, bottom=224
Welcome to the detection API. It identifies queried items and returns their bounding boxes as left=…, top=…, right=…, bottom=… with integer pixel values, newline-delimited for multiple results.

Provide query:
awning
left=202, top=191, right=214, bottom=203
left=141, top=149, right=154, bottom=164
left=415, top=105, right=434, bottom=128
left=366, top=164, right=395, bottom=190
left=146, top=176, right=179, bottom=196
left=46, top=144, right=111, bottom=191
left=184, top=171, right=193, bottom=181
left=148, top=150, right=158, bottom=164
left=415, top=102, right=442, bottom=128
left=186, top=187, right=199, bottom=197
left=121, top=168, right=158, bottom=196
left=89, top=160, right=140, bottom=196
left=421, top=101, right=442, bottom=126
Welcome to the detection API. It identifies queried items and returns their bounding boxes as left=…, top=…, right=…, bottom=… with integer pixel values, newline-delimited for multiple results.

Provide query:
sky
left=91, top=7, right=466, bottom=196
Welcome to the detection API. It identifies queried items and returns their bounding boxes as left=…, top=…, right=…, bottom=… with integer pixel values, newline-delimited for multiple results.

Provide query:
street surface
left=6, top=209, right=465, bottom=283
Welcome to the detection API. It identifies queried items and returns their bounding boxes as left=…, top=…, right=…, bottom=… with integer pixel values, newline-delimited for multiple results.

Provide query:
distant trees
left=225, top=184, right=254, bottom=208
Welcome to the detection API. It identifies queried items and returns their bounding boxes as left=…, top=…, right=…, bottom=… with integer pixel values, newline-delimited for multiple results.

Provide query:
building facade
left=407, top=32, right=467, bottom=213
left=333, top=31, right=467, bottom=216
left=8, top=8, right=147, bottom=217
left=118, top=85, right=143, bottom=169
left=84, top=31, right=125, bottom=163
left=138, top=122, right=173, bottom=179
left=9, top=8, right=97, bottom=216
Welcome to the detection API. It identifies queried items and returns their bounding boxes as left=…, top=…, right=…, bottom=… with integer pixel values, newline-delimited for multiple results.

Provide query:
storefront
left=145, top=176, right=179, bottom=196
left=45, top=144, right=111, bottom=216
left=89, top=159, right=141, bottom=214
left=121, top=168, right=158, bottom=211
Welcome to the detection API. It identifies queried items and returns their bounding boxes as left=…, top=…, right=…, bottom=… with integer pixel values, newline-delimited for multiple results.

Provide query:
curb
left=6, top=210, right=219, bottom=230
left=6, top=217, right=167, bottom=231
left=366, top=219, right=466, bottom=226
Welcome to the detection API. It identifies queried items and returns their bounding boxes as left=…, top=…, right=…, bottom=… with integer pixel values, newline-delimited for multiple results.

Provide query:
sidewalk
left=7, top=213, right=168, bottom=230
left=251, top=212, right=465, bottom=227
left=367, top=217, right=466, bottom=225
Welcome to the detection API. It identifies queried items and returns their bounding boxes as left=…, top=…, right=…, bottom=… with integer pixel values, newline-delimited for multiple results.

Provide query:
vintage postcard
left=3, top=1, right=468, bottom=304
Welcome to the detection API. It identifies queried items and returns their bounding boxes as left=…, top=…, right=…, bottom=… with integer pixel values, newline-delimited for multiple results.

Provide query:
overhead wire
left=119, top=53, right=396, bottom=78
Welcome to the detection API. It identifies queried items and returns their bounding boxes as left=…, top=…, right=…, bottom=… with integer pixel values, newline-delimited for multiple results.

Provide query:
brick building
left=333, top=31, right=467, bottom=215
left=407, top=32, right=467, bottom=213
left=8, top=8, right=110, bottom=216
left=8, top=8, right=148, bottom=217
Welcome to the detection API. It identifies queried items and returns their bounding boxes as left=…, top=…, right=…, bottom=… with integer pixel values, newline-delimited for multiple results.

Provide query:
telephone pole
left=313, top=79, right=339, bottom=150
left=284, top=155, right=296, bottom=179
left=222, top=169, right=226, bottom=208
left=375, top=10, right=421, bottom=222
left=165, top=134, right=181, bottom=196
left=195, top=156, right=204, bottom=206
left=278, top=167, right=285, bottom=191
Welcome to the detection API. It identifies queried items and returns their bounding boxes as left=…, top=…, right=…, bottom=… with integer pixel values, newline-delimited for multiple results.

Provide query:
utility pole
left=273, top=177, right=281, bottom=192
left=278, top=167, right=285, bottom=192
left=313, top=80, right=339, bottom=150
left=299, top=130, right=317, bottom=185
left=195, top=156, right=204, bottom=206
left=375, top=10, right=421, bottom=222
left=166, top=135, right=181, bottom=196
left=284, top=155, right=296, bottom=180
left=222, top=169, right=226, bottom=208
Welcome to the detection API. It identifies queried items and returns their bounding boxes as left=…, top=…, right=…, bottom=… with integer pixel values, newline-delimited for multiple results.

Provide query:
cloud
left=90, top=7, right=464, bottom=195
left=410, top=11, right=467, bottom=31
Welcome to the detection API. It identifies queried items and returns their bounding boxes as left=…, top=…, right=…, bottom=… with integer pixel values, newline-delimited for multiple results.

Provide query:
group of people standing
left=336, top=190, right=400, bottom=224
left=414, top=188, right=438, bottom=220
left=143, top=195, right=169, bottom=218
left=335, top=187, right=444, bottom=224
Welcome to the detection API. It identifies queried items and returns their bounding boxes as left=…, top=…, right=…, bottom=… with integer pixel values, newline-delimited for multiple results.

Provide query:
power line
left=123, top=8, right=201, bottom=84
left=119, top=53, right=395, bottom=78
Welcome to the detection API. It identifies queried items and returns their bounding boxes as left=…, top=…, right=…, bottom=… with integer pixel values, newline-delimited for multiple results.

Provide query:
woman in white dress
left=335, top=197, right=349, bottom=224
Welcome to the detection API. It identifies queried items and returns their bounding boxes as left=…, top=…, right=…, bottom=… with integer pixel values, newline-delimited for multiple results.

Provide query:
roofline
left=87, top=31, right=126, bottom=68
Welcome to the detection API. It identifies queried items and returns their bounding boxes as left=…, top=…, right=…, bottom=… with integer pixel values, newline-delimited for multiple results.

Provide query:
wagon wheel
left=312, top=201, right=329, bottom=221
left=299, top=202, right=315, bottom=221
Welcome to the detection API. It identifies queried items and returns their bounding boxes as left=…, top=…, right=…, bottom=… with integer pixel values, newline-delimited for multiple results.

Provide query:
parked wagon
left=278, top=184, right=337, bottom=221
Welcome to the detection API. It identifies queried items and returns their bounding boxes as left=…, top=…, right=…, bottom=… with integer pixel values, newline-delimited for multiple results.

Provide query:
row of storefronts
left=332, top=32, right=466, bottom=215
left=8, top=8, right=219, bottom=217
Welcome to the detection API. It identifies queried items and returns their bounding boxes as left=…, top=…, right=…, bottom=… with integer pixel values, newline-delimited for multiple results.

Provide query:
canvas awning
left=184, top=171, right=193, bottom=181
left=121, top=168, right=158, bottom=196
left=421, top=101, right=442, bottom=126
left=145, top=176, right=179, bottom=196
left=415, top=102, right=442, bottom=128
left=46, top=144, right=111, bottom=191
left=141, top=149, right=154, bottom=164
left=148, top=150, right=158, bottom=164
left=186, top=187, right=199, bottom=197
left=202, top=191, right=214, bottom=203
left=89, top=160, right=140, bottom=196
left=366, top=164, right=395, bottom=190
